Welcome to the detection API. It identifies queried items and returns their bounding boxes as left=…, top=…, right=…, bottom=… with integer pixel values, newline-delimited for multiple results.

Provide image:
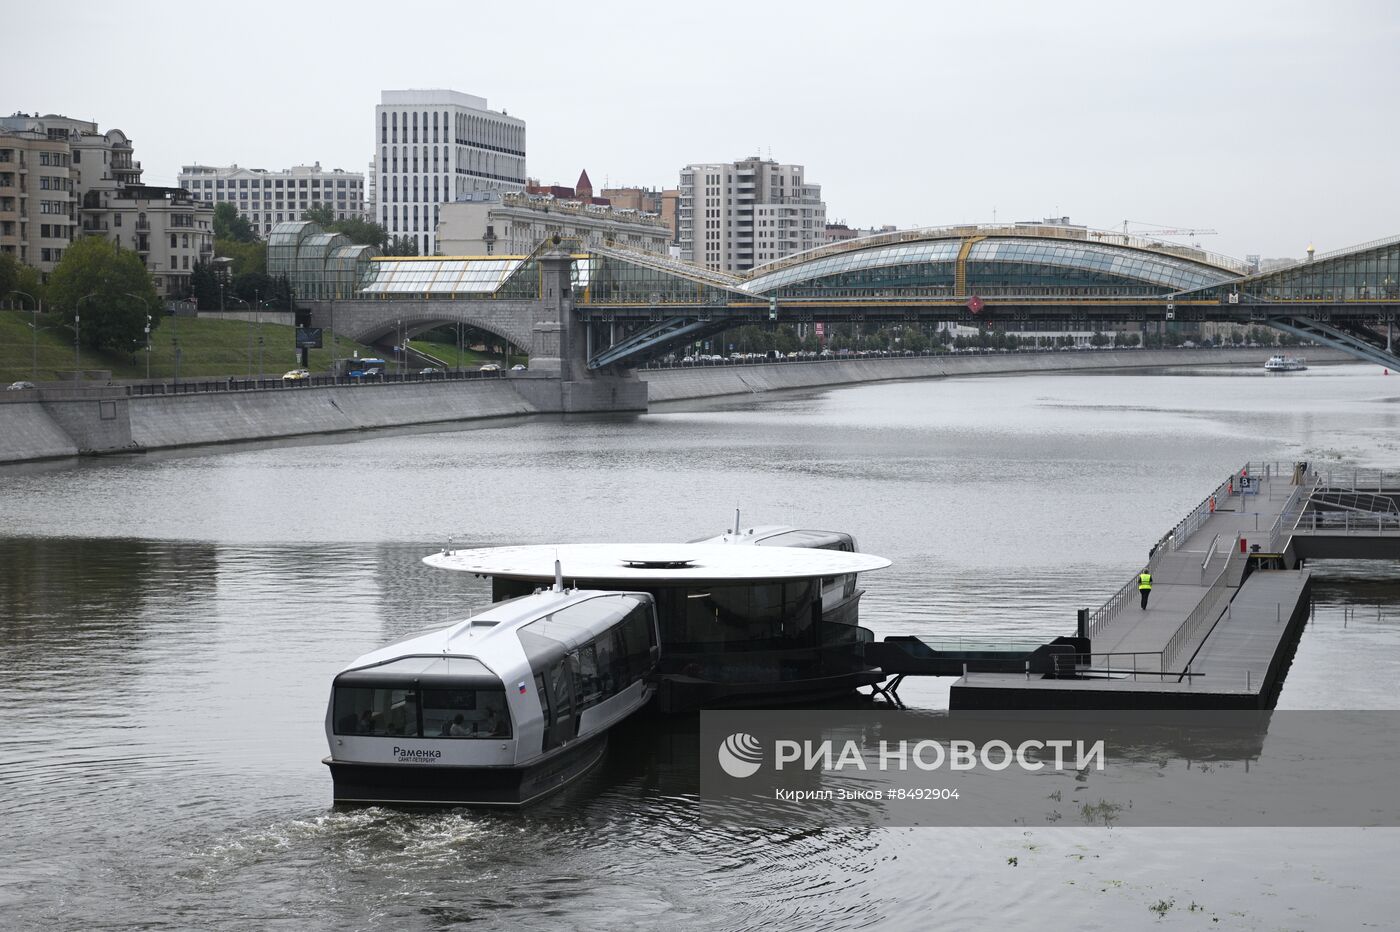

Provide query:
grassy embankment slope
left=0, top=310, right=379, bottom=382
left=407, top=338, right=511, bottom=369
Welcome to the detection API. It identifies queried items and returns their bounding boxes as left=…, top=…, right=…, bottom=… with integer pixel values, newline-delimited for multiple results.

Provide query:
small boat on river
left=1264, top=354, right=1307, bottom=372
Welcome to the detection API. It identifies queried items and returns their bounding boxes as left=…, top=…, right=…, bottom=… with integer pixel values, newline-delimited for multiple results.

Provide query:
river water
left=2, top=363, right=1398, bottom=929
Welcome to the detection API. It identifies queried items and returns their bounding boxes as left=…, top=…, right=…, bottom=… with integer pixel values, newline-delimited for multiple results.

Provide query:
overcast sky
left=12, top=0, right=1398, bottom=259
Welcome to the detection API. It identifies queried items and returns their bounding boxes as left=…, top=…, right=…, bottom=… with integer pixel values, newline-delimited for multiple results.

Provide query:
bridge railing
left=124, top=368, right=505, bottom=397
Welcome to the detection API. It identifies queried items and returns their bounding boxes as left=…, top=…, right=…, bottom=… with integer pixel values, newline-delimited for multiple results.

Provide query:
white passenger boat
left=1264, top=354, right=1307, bottom=371
left=426, top=539, right=892, bottom=711
left=324, top=581, right=659, bottom=806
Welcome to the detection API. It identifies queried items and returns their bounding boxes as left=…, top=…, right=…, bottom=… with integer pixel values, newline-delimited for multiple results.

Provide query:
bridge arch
left=312, top=298, right=536, bottom=356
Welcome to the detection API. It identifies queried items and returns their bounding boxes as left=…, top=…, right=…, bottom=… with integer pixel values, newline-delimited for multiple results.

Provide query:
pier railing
left=1318, top=467, right=1400, bottom=490
left=1052, top=650, right=1182, bottom=680
left=1083, top=572, right=1144, bottom=642
left=1087, top=466, right=1243, bottom=642
left=1163, top=536, right=1241, bottom=669
left=1266, top=480, right=1315, bottom=552
left=1295, top=511, right=1400, bottom=534
left=1151, top=473, right=1237, bottom=558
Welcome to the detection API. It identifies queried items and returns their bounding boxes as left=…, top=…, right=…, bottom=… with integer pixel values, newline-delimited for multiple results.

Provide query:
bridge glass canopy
left=746, top=241, right=962, bottom=295
left=1180, top=237, right=1400, bottom=302
left=362, top=258, right=525, bottom=296
left=580, top=253, right=744, bottom=306
left=359, top=256, right=594, bottom=299
left=744, top=237, right=1232, bottom=299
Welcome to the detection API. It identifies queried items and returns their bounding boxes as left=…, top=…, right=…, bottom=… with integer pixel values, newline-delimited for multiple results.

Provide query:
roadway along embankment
left=638, top=348, right=1346, bottom=402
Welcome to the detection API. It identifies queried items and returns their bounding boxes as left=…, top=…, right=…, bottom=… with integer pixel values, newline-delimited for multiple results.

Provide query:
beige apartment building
left=436, top=191, right=672, bottom=256
left=0, top=128, right=75, bottom=276
left=678, top=156, right=826, bottom=272
left=0, top=113, right=213, bottom=297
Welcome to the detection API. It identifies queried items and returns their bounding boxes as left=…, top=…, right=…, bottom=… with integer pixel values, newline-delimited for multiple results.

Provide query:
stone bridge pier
left=308, top=242, right=646, bottom=413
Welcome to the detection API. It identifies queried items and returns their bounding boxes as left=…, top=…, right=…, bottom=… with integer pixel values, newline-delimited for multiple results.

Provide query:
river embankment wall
left=0, top=348, right=1350, bottom=464
left=638, top=348, right=1349, bottom=402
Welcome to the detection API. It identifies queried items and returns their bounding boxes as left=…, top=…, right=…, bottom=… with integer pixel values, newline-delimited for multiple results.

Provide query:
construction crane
left=1090, top=221, right=1219, bottom=249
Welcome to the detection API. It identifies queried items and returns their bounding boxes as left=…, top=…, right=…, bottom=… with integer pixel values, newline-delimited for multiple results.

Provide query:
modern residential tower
left=374, top=89, right=526, bottom=256
left=678, top=156, right=825, bottom=273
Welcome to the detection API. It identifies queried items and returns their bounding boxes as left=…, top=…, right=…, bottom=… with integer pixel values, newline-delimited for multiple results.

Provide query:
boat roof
left=337, top=588, right=647, bottom=674
left=423, top=542, right=890, bottom=582
left=692, top=526, right=854, bottom=548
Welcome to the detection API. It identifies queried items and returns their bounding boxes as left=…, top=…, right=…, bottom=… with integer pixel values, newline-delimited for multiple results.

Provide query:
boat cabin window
left=516, top=599, right=659, bottom=724
left=652, top=579, right=820, bottom=650
left=333, top=684, right=511, bottom=738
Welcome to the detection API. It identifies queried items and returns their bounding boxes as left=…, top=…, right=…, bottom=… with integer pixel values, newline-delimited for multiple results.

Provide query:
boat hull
left=654, top=668, right=886, bottom=713
left=326, top=731, right=608, bottom=807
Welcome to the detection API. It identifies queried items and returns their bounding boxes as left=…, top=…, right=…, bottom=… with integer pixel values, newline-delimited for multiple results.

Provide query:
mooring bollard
left=1246, top=669, right=1252, bottom=692
left=1025, top=660, right=1030, bottom=681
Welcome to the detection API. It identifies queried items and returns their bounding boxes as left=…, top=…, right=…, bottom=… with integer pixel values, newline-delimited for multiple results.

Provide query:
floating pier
left=872, top=462, right=1398, bottom=710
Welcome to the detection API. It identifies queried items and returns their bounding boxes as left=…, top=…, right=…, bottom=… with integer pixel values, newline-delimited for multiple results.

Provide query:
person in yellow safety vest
left=1139, top=571, right=1153, bottom=609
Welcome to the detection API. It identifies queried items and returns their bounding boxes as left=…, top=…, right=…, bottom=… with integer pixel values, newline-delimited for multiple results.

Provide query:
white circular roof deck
left=424, top=543, right=891, bottom=582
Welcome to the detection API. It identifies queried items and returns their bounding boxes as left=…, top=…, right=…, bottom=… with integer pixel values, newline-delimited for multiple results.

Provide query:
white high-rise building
left=177, top=162, right=364, bottom=237
left=374, top=89, right=526, bottom=256
left=678, top=156, right=826, bottom=273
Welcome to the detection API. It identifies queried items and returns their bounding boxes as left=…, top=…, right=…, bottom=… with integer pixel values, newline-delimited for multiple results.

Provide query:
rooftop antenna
left=733, top=506, right=741, bottom=536
left=553, top=556, right=564, bottom=592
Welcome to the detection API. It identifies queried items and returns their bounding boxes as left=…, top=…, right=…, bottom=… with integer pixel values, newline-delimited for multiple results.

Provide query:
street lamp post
left=10, top=290, right=39, bottom=381
left=255, top=288, right=262, bottom=380
left=173, top=309, right=182, bottom=386
left=225, top=295, right=252, bottom=378
left=121, top=292, right=158, bottom=382
left=76, top=292, right=100, bottom=376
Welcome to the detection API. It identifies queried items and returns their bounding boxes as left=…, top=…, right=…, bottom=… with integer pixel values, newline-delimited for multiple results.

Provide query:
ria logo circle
left=717, top=732, right=763, bottom=778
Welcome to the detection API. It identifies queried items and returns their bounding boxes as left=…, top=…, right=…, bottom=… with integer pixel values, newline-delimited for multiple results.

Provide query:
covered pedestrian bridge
left=284, top=220, right=1400, bottom=371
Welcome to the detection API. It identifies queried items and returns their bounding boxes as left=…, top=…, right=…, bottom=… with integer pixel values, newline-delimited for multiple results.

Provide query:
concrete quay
left=640, top=346, right=1348, bottom=402
left=0, top=348, right=1350, bottom=466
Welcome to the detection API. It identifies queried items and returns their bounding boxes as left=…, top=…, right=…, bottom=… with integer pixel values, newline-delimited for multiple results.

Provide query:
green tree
left=46, top=237, right=161, bottom=351
left=0, top=250, right=18, bottom=304
left=1090, top=330, right=1110, bottom=347
left=304, top=202, right=389, bottom=247
left=213, top=202, right=256, bottom=242
left=190, top=261, right=221, bottom=310
left=214, top=237, right=266, bottom=278
left=331, top=216, right=389, bottom=247
left=302, top=204, right=336, bottom=226
left=383, top=235, right=419, bottom=257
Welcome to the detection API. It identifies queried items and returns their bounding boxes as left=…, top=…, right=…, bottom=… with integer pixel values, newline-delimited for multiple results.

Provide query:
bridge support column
left=514, top=239, right=647, bottom=413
